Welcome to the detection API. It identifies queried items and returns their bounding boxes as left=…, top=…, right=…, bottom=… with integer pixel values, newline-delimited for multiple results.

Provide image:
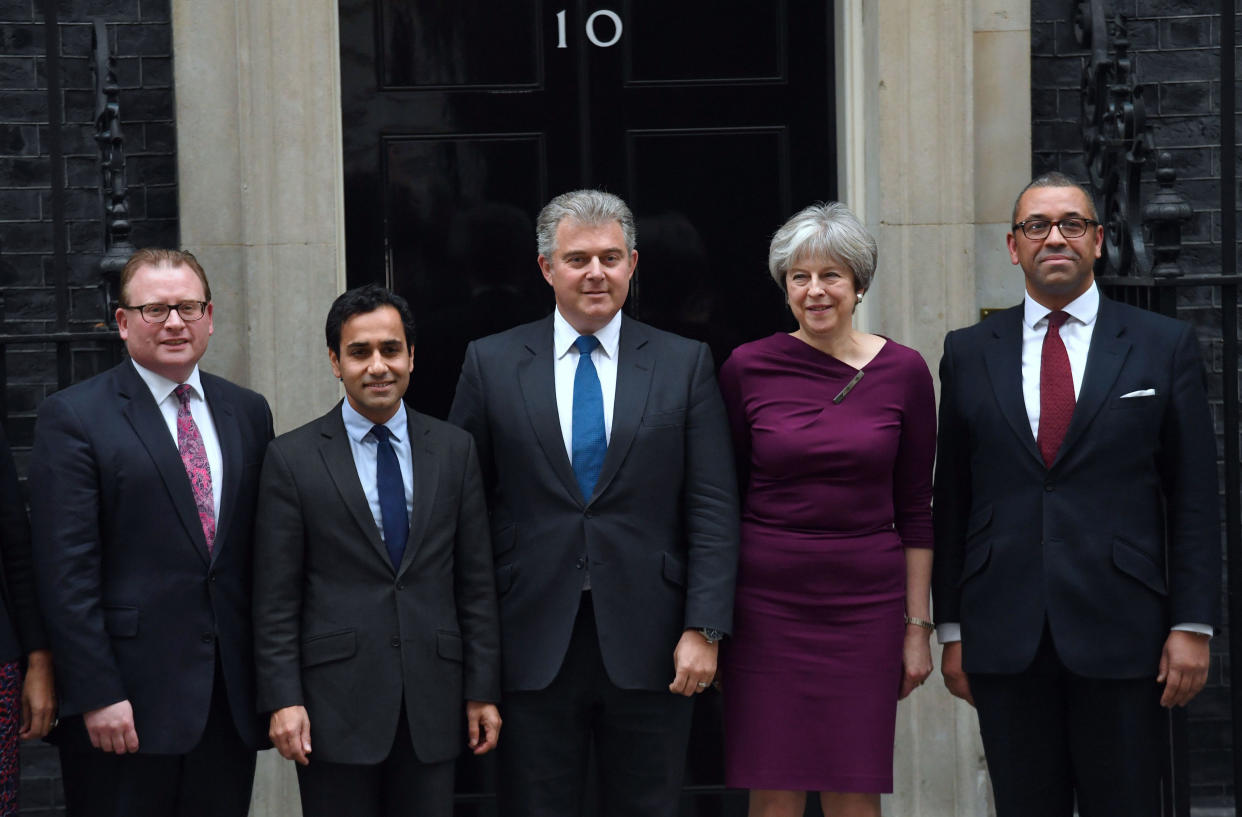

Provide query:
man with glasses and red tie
left=931, top=173, right=1220, bottom=817
left=28, top=249, right=273, bottom=817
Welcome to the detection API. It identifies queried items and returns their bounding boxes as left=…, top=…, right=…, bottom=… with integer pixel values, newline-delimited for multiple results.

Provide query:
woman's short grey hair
left=768, top=202, right=877, bottom=295
left=536, top=189, right=637, bottom=258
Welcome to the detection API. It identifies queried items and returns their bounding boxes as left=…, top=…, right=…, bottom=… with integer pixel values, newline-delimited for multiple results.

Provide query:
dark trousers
left=969, top=624, right=1163, bottom=817
left=498, top=592, right=695, bottom=817
left=59, top=663, right=255, bottom=817
left=296, top=702, right=454, bottom=817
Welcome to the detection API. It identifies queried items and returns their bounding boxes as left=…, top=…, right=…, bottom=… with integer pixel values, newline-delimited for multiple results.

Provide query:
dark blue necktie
left=371, top=425, right=408, bottom=570
left=571, top=335, right=606, bottom=501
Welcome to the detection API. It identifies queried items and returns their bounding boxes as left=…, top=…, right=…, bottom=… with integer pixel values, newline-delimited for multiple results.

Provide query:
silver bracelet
left=904, top=615, right=934, bottom=631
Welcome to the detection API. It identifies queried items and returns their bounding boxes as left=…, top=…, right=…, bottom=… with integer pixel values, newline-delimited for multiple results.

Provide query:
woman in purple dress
left=718, top=203, right=935, bottom=817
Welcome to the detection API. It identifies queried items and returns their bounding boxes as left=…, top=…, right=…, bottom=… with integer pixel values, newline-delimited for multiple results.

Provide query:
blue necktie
left=371, top=425, right=408, bottom=570
left=571, top=335, right=606, bottom=501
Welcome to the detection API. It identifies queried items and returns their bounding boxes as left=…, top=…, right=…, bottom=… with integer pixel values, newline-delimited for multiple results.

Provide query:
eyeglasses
left=1012, top=218, right=1100, bottom=240
left=120, top=301, right=209, bottom=324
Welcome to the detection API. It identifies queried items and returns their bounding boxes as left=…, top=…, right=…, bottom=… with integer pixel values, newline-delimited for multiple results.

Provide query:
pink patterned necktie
left=1037, top=310, right=1075, bottom=468
left=175, top=384, right=216, bottom=552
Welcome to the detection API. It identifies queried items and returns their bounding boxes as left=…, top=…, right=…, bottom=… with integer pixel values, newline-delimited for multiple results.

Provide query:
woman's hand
left=20, top=649, right=56, bottom=740
left=898, top=625, right=933, bottom=700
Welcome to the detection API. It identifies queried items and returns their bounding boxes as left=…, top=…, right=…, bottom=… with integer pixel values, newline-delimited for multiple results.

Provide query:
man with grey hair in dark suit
left=450, top=189, right=740, bottom=817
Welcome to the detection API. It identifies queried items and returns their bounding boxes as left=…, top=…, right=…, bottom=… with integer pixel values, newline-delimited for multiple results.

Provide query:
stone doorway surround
left=170, top=1, right=1030, bottom=814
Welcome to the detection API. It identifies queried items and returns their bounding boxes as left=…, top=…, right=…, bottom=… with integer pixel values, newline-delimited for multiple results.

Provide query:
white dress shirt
left=553, top=307, right=622, bottom=456
left=937, top=284, right=1209, bottom=643
left=341, top=399, right=415, bottom=544
left=132, top=361, right=223, bottom=519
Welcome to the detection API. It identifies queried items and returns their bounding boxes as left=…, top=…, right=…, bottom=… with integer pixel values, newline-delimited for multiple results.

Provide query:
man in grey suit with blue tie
left=449, top=189, right=740, bottom=817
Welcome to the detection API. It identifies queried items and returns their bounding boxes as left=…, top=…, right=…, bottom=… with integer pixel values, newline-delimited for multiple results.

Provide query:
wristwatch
left=698, top=627, right=725, bottom=644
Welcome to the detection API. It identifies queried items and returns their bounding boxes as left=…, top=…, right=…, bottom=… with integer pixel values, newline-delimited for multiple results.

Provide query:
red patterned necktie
left=1038, top=310, right=1075, bottom=468
left=175, top=384, right=216, bottom=552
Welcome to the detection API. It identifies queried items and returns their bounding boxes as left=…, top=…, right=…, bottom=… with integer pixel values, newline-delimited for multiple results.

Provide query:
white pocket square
left=1120, top=389, right=1156, bottom=398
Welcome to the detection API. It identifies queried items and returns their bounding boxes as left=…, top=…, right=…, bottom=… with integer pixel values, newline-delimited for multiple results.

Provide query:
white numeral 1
left=556, top=9, right=567, bottom=49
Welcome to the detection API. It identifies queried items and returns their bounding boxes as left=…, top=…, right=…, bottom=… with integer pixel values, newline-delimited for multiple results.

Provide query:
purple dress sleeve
left=891, top=350, right=936, bottom=550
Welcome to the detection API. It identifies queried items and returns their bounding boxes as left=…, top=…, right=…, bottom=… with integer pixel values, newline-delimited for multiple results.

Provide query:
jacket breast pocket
left=301, top=629, right=357, bottom=668
left=641, top=409, right=684, bottom=429
left=1110, top=395, right=1159, bottom=411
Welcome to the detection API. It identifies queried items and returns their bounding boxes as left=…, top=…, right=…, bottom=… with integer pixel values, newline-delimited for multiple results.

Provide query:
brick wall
left=0, top=0, right=178, bottom=449
left=0, top=0, right=178, bottom=813
left=1032, top=0, right=1235, bottom=808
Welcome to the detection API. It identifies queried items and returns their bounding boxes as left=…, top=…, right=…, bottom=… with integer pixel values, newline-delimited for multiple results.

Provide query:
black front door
left=339, top=1, right=836, bottom=813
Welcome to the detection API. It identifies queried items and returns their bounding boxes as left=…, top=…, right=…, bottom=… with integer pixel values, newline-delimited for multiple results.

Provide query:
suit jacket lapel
left=117, top=362, right=211, bottom=564
left=203, top=377, right=242, bottom=563
left=592, top=317, right=653, bottom=503
left=982, top=307, right=1044, bottom=466
left=1056, top=296, right=1131, bottom=463
left=517, top=317, right=582, bottom=503
left=398, top=411, right=439, bottom=575
left=317, top=406, right=391, bottom=568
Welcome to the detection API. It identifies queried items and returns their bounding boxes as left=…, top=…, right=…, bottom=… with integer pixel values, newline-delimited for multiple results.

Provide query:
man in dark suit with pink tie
left=29, top=249, right=273, bottom=817
left=932, top=173, right=1220, bottom=816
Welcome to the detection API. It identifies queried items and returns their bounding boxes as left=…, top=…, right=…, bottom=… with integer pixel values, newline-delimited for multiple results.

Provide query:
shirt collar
left=553, top=307, right=623, bottom=360
left=131, top=360, right=205, bottom=405
left=341, top=398, right=407, bottom=445
left=1023, top=282, right=1099, bottom=330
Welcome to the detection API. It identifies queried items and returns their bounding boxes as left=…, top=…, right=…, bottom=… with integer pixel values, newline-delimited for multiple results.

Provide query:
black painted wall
left=0, top=0, right=178, bottom=814
left=1032, top=0, right=1235, bottom=809
left=0, top=0, right=178, bottom=443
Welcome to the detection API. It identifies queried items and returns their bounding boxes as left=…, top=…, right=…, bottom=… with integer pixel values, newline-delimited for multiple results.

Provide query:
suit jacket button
left=397, top=582, right=405, bottom=591
left=1045, top=482, right=1055, bottom=492
left=390, top=637, right=400, bottom=648
left=201, top=632, right=214, bottom=643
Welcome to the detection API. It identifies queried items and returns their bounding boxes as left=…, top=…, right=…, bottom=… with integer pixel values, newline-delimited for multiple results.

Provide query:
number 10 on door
left=555, top=9, right=623, bottom=48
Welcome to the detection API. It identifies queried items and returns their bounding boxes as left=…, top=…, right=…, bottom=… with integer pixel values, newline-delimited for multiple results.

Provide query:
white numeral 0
left=585, top=10, right=622, bottom=47
left=555, top=8, right=623, bottom=49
